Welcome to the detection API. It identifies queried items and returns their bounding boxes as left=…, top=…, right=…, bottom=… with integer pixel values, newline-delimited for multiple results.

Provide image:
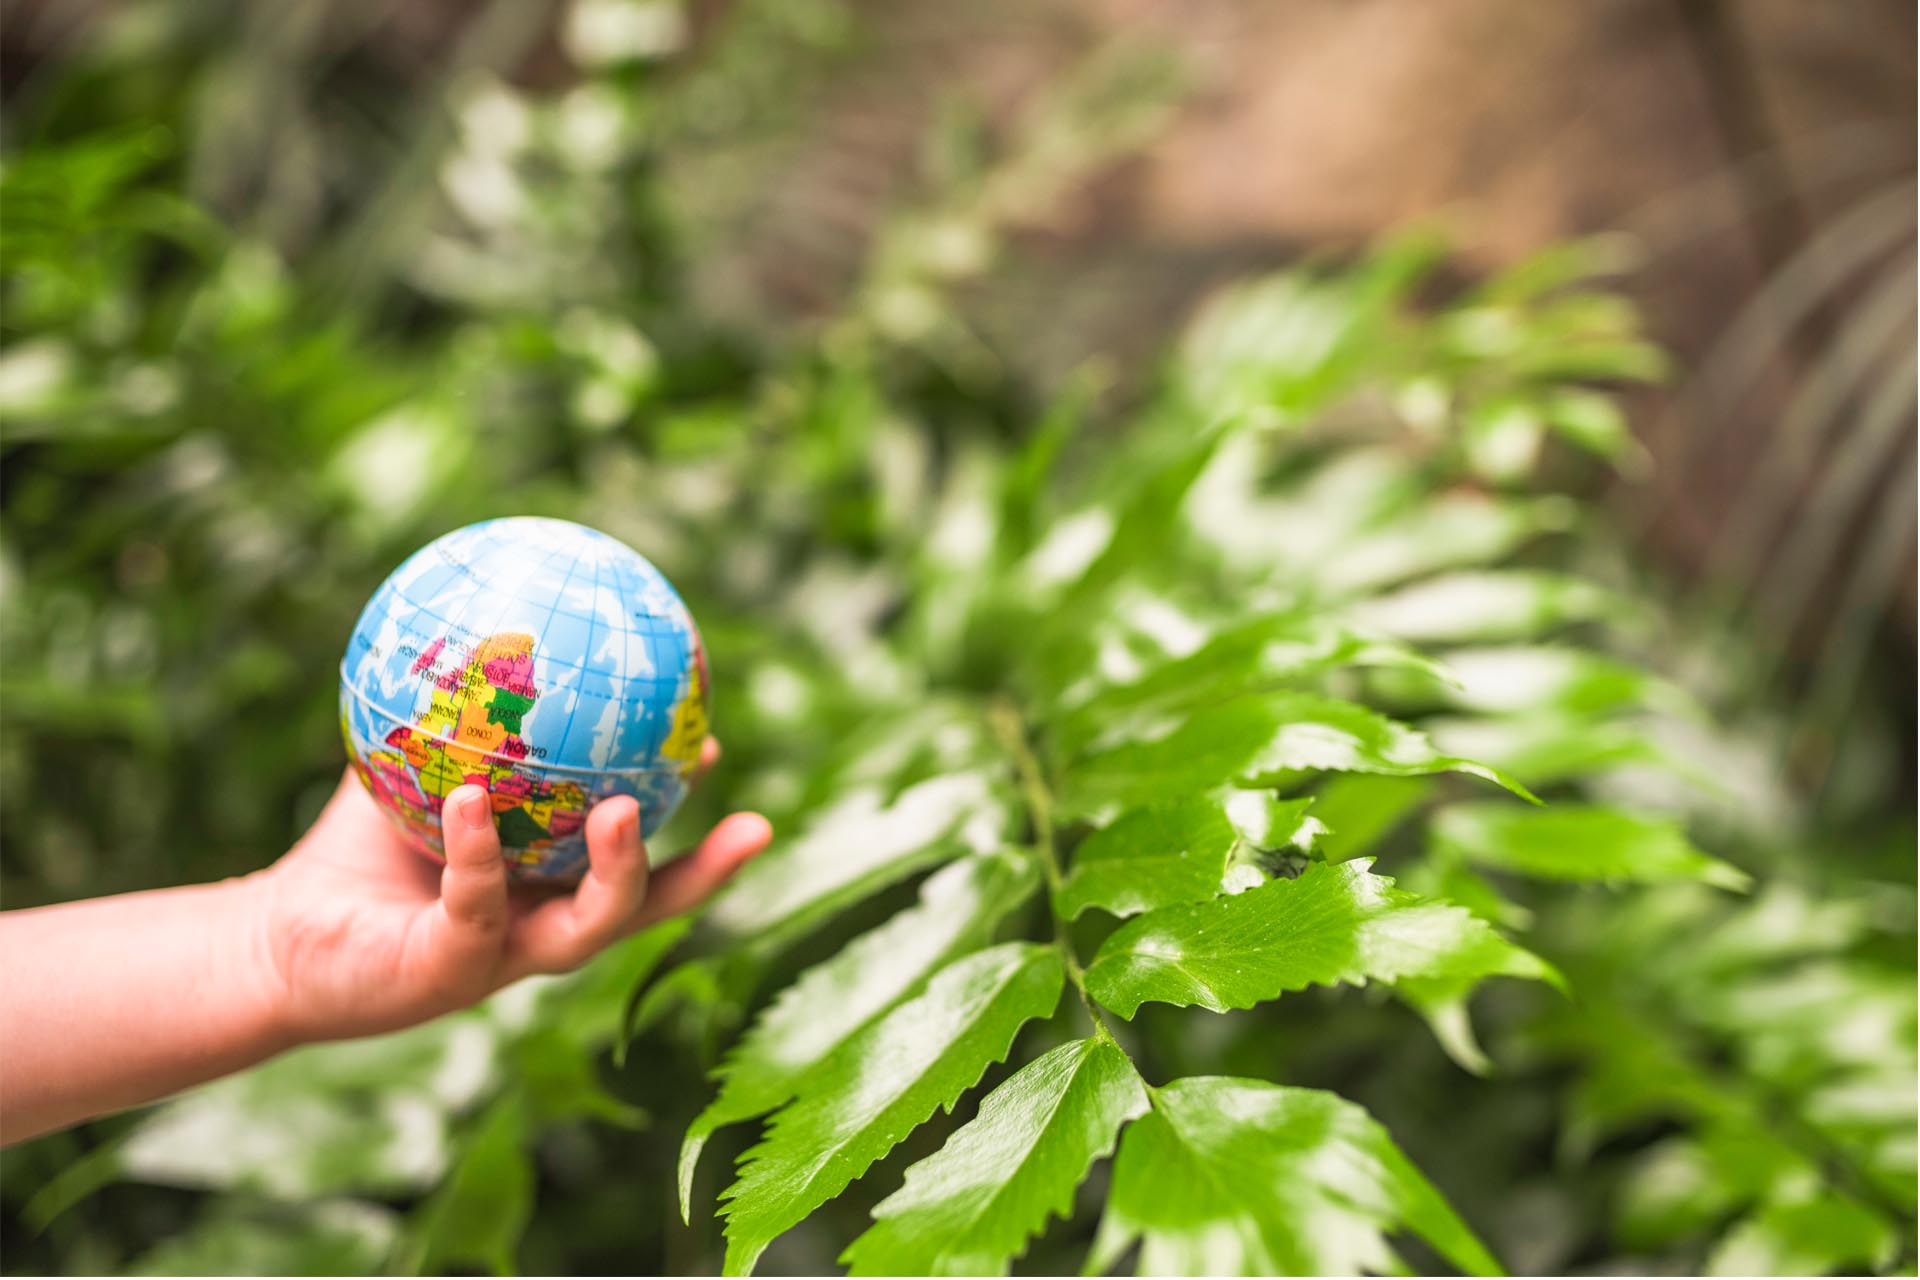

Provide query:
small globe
left=340, top=517, right=710, bottom=884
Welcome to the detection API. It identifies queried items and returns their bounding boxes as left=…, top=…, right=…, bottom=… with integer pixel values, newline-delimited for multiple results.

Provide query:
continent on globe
left=354, top=629, right=590, bottom=872
left=658, top=645, right=710, bottom=774
left=339, top=517, right=710, bottom=884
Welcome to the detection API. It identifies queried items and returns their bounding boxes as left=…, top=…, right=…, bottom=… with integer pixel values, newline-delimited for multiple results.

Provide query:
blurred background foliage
left=0, top=0, right=1913, bottom=1275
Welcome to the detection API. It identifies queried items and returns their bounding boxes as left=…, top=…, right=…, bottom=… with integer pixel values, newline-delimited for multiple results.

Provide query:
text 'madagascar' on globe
left=339, top=517, right=710, bottom=884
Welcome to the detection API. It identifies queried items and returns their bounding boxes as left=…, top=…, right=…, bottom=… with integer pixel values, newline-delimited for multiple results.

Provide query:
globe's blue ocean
left=339, top=517, right=709, bottom=882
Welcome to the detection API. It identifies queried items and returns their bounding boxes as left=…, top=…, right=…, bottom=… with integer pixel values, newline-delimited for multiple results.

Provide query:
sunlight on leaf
left=718, top=943, right=1065, bottom=1275
left=1085, top=858, right=1555, bottom=1019
left=1088, top=1077, right=1501, bottom=1276
left=841, top=1038, right=1147, bottom=1275
left=680, top=850, right=1039, bottom=1219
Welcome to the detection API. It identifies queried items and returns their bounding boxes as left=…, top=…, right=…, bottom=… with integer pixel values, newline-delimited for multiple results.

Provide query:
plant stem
left=989, top=700, right=1122, bottom=1048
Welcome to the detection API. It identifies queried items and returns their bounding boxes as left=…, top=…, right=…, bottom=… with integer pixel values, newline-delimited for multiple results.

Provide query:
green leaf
left=718, top=943, right=1066, bottom=1275
left=841, top=1038, right=1148, bottom=1276
left=602, top=919, right=695, bottom=1062
left=1399, top=857, right=1532, bottom=931
left=1349, top=570, right=1621, bottom=645
left=1424, top=647, right=1683, bottom=718
left=1466, top=234, right=1638, bottom=304
left=1186, top=447, right=1422, bottom=576
left=1221, top=792, right=1324, bottom=854
left=704, top=773, right=1008, bottom=950
left=1541, top=388, right=1641, bottom=463
left=1059, top=612, right=1449, bottom=755
left=1615, top=1130, right=1800, bottom=1251
left=621, top=954, right=753, bottom=1059
left=1432, top=803, right=1750, bottom=889
left=681, top=850, right=1040, bottom=1219
left=1461, top=394, right=1544, bottom=482
left=1087, top=1077, right=1501, bottom=1276
left=404, top=1097, right=533, bottom=1277
left=1085, top=858, right=1555, bottom=1019
left=511, top=1029, right=647, bottom=1129
left=1426, top=713, right=1670, bottom=789
left=1229, top=697, right=1535, bottom=800
left=1308, top=774, right=1434, bottom=861
left=1063, top=693, right=1533, bottom=816
left=1057, top=434, right=1221, bottom=608
left=1316, top=493, right=1575, bottom=598
left=1706, top=1193, right=1897, bottom=1277
left=1054, top=797, right=1240, bottom=920
left=1394, top=915, right=1567, bottom=1076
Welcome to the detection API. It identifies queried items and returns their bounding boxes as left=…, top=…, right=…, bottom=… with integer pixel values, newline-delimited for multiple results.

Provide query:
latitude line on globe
left=339, top=669, right=689, bottom=779
left=375, top=595, right=681, bottom=693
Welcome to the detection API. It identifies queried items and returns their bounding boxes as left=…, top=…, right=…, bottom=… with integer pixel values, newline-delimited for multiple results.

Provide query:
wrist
left=224, top=868, right=304, bottom=1058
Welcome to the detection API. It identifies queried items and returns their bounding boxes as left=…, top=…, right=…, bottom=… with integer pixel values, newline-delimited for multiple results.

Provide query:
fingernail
left=459, top=789, right=492, bottom=827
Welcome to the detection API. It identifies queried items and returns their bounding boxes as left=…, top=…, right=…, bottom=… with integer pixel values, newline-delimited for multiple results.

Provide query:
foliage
left=1, top=3, right=1912, bottom=1277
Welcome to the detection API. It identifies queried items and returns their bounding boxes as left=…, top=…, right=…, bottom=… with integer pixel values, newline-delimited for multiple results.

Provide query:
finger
left=434, top=785, right=510, bottom=949
left=692, top=736, right=721, bottom=785
left=631, top=811, right=772, bottom=930
left=511, top=795, right=650, bottom=974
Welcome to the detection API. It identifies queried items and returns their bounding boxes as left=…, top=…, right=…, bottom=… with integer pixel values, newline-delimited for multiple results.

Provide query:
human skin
left=0, top=737, right=769, bottom=1145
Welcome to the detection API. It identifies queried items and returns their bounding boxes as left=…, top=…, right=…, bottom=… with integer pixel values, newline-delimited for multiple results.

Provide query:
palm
left=255, top=750, right=769, bottom=1044
left=264, top=777, right=496, bottom=1037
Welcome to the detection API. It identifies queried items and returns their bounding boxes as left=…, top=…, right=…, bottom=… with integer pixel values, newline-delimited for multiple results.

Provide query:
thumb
left=435, top=785, right=510, bottom=950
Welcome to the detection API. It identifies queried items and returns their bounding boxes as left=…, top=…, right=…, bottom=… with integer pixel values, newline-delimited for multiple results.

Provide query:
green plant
left=2, top=5, right=1911, bottom=1276
left=633, top=242, right=1860, bottom=1276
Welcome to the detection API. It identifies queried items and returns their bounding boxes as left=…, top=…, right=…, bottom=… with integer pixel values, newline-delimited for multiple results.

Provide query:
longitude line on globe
left=548, top=545, right=604, bottom=764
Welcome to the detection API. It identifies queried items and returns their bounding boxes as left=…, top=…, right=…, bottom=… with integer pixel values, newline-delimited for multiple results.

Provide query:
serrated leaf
left=1062, top=693, right=1533, bottom=816
left=840, top=1038, right=1148, bottom=1276
left=1059, top=612, right=1450, bottom=755
left=1349, top=570, right=1621, bottom=645
left=1054, top=797, right=1239, bottom=920
left=718, top=943, right=1066, bottom=1275
left=1087, top=1077, right=1501, bottom=1276
left=1230, top=696, right=1538, bottom=802
left=705, top=773, right=1007, bottom=949
left=1085, top=858, right=1556, bottom=1019
left=1395, top=919, right=1567, bottom=1076
left=1432, top=803, right=1750, bottom=889
left=681, top=850, right=1040, bottom=1219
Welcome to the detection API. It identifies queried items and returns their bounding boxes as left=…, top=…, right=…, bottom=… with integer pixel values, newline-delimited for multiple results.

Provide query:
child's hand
left=250, top=738, right=771, bottom=1045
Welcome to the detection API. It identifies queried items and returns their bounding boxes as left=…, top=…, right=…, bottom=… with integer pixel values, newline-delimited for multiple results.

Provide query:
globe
left=340, top=517, right=710, bottom=884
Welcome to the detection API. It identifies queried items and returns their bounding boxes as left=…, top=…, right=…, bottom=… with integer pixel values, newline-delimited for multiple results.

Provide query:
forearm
left=0, top=874, right=292, bottom=1145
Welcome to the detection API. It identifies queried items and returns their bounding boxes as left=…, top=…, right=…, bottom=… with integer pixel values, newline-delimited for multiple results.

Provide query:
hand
left=249, top=738, right=771, bottom=1045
